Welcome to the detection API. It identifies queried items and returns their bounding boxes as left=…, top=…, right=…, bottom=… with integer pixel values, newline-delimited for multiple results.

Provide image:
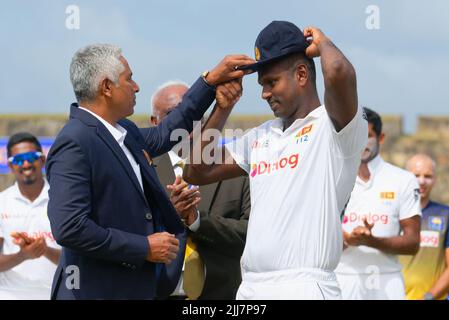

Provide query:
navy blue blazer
left=46, top=78, right=215, bottom=299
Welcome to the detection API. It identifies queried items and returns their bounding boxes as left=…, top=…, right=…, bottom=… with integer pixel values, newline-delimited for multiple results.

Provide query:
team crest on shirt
left=428, top=216, right=445, bottom=232
left=295, top=124, right=313, bottom=144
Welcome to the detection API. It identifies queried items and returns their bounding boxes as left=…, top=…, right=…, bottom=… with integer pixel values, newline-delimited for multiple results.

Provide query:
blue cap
left=240, top=21, right=308, bottom=73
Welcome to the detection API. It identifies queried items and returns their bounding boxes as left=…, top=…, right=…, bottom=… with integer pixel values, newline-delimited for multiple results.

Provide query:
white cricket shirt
left=335, top=156, right=421, bottom=274
left=0, top=180, right=60, bottom=299
left=226, top=105, right=368, bottom=273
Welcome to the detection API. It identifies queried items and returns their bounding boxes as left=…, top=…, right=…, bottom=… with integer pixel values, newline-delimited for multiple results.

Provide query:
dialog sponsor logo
left=250, top=153, right=299, bottom=177
left=343, top=212, right=389, bottom=225
left=420, top=230, right=439, bottom=248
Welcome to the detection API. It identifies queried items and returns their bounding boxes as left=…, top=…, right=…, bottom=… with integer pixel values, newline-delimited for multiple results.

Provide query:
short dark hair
left=363, top=107, right=382, bottom=137
left=7, top=132, right=42, bottom=157
left=286, top=52, right=316, bottom=83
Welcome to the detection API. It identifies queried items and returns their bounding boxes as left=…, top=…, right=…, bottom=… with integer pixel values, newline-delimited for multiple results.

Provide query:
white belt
left=241, top=267, right=337, bottom=284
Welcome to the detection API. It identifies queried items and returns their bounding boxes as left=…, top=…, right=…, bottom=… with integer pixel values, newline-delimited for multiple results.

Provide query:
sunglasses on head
left=8, top=151, right=43, bottom=166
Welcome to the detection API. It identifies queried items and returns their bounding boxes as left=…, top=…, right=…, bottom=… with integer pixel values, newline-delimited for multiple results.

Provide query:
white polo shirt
left=335, top=156, right=421, bottom=275
left=226, top=105, right=367, bottom=273
left=0, top=180, right=60, bottom=299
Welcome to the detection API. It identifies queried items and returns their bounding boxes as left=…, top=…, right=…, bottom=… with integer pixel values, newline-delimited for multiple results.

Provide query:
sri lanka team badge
left=428, top=216, right=445, bottom=231
left=255, top=46, right=260, bottom=61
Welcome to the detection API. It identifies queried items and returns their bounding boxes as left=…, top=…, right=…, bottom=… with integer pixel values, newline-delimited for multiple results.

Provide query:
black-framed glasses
left=8, top=151, right=43, bottom=166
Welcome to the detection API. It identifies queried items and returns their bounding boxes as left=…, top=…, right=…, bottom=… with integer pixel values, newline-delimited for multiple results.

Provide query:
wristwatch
left=423, top=292, right=435, bottom=300
left=201, top=70, right=215, bottom=89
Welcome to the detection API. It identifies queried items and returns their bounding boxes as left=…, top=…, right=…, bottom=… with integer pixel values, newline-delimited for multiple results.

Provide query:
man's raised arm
left=183, top=79, right=247, bottom=186
left=304, top=27, right=358, bottom=131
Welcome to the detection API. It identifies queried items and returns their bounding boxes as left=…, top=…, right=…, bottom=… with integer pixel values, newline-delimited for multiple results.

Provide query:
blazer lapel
left=124, top=134, right=164, bottom=190
left=96, top=125, right=149, bottom=206
left=124, top=135, right=184, bottom=233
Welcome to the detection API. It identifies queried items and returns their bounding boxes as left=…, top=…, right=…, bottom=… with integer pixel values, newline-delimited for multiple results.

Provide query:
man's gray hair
left=150, top=80, right=189, bottom=113
left=70, top=44, right=125, bottom=102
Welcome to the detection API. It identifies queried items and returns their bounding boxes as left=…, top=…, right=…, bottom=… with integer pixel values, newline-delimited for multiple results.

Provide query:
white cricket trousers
left=336, top=271, right=406, bottom=300
left=236, top=267, right=342, bottom=300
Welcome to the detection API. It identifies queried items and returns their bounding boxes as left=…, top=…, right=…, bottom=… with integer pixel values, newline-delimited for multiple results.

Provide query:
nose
left=417, top=176, right=426, bottom=185
left=134, top=81, right=140, bottom=93
left=261, top=87, right=271, bottom=101
left=21, top=160, right=33, bottom=168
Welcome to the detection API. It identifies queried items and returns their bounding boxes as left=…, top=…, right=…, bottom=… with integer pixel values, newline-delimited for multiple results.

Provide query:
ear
left=379, top=133, right=386, bottom=145
left=40, top=154, right=46, bottom=165
left=100, top=78, right=114, bottom=98
left=150, top=116, right=158, bottom=126
left=295, top=64, right=308, bottom=87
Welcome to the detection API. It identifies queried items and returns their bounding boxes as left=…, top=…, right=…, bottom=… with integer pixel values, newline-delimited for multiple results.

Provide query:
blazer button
left=145, top=213, right=152, bottom=221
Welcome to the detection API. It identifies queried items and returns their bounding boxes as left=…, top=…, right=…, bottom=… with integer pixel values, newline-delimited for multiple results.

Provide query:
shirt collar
left=12, top=179, right=49, bottom=205
left=356, top=155, right=384, bottom=186
left=367, top=154, right=384, bottom=175
left=270, top=105, right=325, bottom=135
left=78, top=106, right=127, bottom=145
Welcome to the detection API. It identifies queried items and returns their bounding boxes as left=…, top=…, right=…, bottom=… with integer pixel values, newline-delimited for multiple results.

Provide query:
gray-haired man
left=45, top=44, right=254, bottom=299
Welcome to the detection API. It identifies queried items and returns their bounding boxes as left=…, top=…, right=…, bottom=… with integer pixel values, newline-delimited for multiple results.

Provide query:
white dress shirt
left=78, top=107, right=143, bottom=191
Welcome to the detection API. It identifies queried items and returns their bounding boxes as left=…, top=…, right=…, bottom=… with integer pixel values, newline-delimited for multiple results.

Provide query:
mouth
left=269, top=101, right=280, bottom=112
left=20, top=167, right=35, bottom=175
left=361, top=148, right=371, bottom=156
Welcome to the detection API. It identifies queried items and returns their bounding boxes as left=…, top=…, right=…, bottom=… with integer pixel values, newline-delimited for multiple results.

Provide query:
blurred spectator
left=0, top=132, right=60, bottom=299
left=335, top=108, right=421, bottom=299
left=399, top=154, right=449, bottom=300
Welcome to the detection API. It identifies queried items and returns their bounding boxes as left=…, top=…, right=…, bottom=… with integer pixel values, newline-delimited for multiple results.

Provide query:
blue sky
left=1, top=0, right=448, bottom=133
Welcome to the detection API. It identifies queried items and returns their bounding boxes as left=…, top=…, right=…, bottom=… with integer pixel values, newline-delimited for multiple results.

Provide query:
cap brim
left=237, top=57, right=281, bottom=74
left=237, top=46, right=308, bottom=74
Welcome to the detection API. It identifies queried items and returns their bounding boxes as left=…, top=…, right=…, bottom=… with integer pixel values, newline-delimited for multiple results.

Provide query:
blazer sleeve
left=193, top=177, right=251, bottom=258
left=46, top=136, right=149, bottom=267
left=140, top=77, right=215, bottom=158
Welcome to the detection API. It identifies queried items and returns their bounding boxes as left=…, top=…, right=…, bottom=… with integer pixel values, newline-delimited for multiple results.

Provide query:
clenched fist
left=146, top=232, right=180, bottom=264
left=303, top=26, right=330, bottom=58
left=167, top=176, right=201, bottom=226
left=216, top=78, right=243, bottom=110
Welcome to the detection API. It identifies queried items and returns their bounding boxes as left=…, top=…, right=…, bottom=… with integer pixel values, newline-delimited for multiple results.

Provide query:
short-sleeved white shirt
left=335, top=156, right=421, bottom=274
left=0, top=180, right=59, bottom=299
left=225, top=106, right=368, bottom=273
